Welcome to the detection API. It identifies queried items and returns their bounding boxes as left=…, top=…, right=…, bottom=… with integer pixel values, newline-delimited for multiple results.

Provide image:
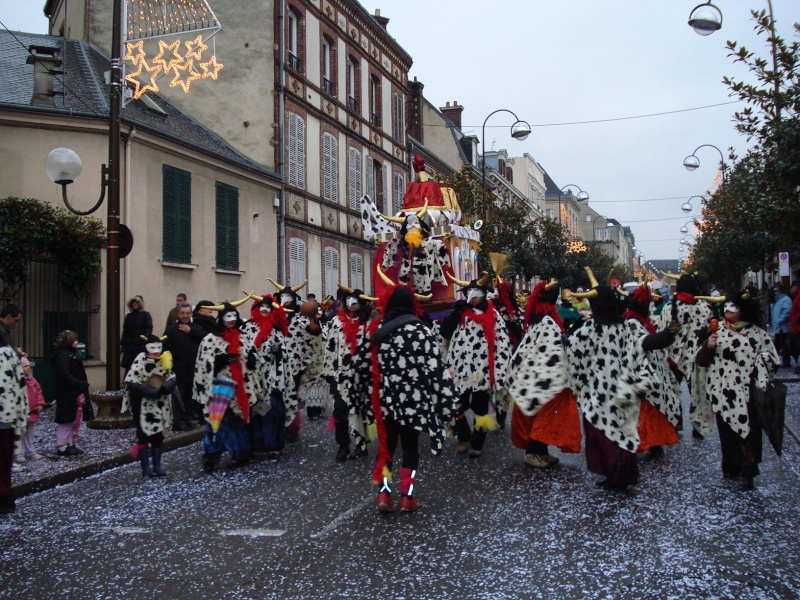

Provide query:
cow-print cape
left=322, top=312, right=372, bottom=418
left=371, top=319, right=459, bottom=454
left=0, top=346, right=27, bottom=437
left=656, top=300, right=713, bottom=384
left=445, top=303, right=512, bottom=407
left=696, top=323, right=778, bottom=439
left=567, top=320, right=645, bottom=452
left=380, top=237, right=452, bottom=296
left=124, top=351, right=175, bottom=436
left=506, top=315, right=567, bottom=416
left=193, top=333, right=259, bottom=421
left=240, top=320, right=293, bottom=422
left=626, top=318, right=681, bottom=427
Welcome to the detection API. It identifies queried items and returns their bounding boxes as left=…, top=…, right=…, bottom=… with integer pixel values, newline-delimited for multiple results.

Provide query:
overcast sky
left=2, top=1, right=799, bottom=263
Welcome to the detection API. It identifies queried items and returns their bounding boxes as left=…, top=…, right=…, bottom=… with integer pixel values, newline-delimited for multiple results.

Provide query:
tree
left=0, top=197, right=106, bottom=303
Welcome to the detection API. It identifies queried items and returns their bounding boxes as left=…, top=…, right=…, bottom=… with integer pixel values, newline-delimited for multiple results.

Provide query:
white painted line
left=108, top=527, right=152, bottom=534
left=219, top=529, right=287, bottom=538
left=310, top=497, right=372, bottom=539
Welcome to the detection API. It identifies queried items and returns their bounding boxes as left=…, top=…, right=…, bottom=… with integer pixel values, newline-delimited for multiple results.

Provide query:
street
left=2, top=383, right=800, bottom=600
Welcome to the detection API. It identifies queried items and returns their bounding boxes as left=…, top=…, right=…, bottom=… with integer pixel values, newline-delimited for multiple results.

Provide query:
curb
left=11, top=428, right=205, bottom=500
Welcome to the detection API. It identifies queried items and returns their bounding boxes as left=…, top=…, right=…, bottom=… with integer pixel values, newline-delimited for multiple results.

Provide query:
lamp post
left=44, top=0, right=123, bottom=391
left=558, top=184, right=589, bottom=227
left=592, top=215, right=613, bottom=242
left=681, top=195, right=705, bottom=214
left=680, top=220, right=695, bottom=234
left=480, top=109, right=531, bottom=200
left=683, top=144, right=726, bottom=176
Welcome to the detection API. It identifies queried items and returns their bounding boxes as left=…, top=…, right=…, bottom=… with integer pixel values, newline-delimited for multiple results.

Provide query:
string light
left=122, top=0, right=223, bottom=100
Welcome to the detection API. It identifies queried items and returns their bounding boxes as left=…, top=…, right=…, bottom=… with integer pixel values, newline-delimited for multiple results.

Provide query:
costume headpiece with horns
left=247, top=291, right=290, bottom=313
left=337, top=283, right=378, bottom=303
left=447, top=270, right=493, bottom=304
left=376, top=265, right=432, bottom=301
left=267, top=278, right=307, bottom=308
left=202, top=292, right=253, bottom=312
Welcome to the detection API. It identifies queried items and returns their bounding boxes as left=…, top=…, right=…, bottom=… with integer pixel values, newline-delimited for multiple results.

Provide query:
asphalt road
left=2, top=384, right=800, bottom=600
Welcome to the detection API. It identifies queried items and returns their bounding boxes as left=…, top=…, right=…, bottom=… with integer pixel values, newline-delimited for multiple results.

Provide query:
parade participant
left=567, top=268, right=673, bottom=491
left=557, top=293, right=584, bottom=332
left=656, top=272, right=714, bottom=436
left=240, top=293, right=291, bottom=458
left=192, top=294, right=254, bottom=472
left=695, top=291, right=779, bottom=489
left=266, top=278, right=321, bottom=440
left=120, top=296, right=152, bottom=372
left=379, top=200, right=452, bottom=297
left=323, top=284, right=376, bottom=461
left=369, top=276, right=458, bottom=512
left=51, top=330, right=90, bottom=457
left=123, top=335, right=176, bottom=477
left=163, top=302, right=205, bottom=431
left=192, top=301, right=218, bottom=338
left=0, top=338, right=26, bottom=514
left=440, top=271, right=512, bottom=458
left=506, top=279, right=581, bottom=469
left=622, top=283, right=681, bottom=455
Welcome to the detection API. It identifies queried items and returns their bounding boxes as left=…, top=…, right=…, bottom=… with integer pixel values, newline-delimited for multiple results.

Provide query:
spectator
left=790, top=282, right=800, bottom=371
left=52, top=330, right=90, bottom=457
left=164, top=293, right=187, bottom=334
left=771, top=283, right=792, bottom=368
left=120, top=296, right=152, bottom=371
left=0, top=337, right=26, bottom=514
left=0, top=304, right=23, bottom=354
left=164, top=302, right=206, bottom=430
left=17, top=356, right=46, bottom=463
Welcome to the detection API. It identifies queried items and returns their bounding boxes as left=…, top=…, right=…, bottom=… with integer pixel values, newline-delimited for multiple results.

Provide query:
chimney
left=27, top=45, right=63, bottom=106
left=373, top=9, right=390, bottom=31
left=440, top=100, right=463, bottom=131
left=408, top=77, right=425, bottom=144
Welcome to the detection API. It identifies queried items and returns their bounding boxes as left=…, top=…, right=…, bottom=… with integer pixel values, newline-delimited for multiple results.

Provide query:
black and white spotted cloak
left=506, top=315, right=567, bottom=416
left=445, top=304, right=512, bottom=407
left=240, top=320, right=293, bottom=421
left=0, top=346, right=27, bottom=438
left=372, top=319, right=459, bottom=454
left=567, top=320, right=645, bottom=452
left=123, top=351, right=175, bottom=436
left=656, top=300, right=714, bottom=385
left=695, top=323, right=778, bottom=439
left=626, top=319, right=681, bottom=427
left=298, top=319, right=329, bottom=409
left=322, top=312, right=372, bottom=417
left=381, top=237, right=452, bottom=296
left=193, top=333, right=258, bottom=421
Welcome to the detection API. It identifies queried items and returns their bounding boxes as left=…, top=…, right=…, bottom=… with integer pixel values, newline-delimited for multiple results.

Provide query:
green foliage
left=696, top=15, right=800, bottom=284
left=0, top=197, right=105, bottom=302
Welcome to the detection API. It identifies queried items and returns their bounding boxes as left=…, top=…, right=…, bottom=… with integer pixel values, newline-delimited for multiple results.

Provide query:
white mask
left=724, top=302, right=740, bottom=314
left=280, top=293, right=293, bottom=306
left=145, top=343, right=162, bottom=355
left=223, top=311, right=238, bottom=323
left=259, top=304, right=271, bottom=315
left=346, top=297, right=360, bottom=310
left=466, top=288, right=485, bottom=303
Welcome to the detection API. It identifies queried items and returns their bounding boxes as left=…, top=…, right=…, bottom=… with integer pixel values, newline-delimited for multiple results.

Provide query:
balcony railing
left=288, top=52, right=301, bottom=72
left=348, top=96, right=358, bottom=112
left=322, top=77, right=334, bottom=95
left=371, top=113, right=381, bottom=126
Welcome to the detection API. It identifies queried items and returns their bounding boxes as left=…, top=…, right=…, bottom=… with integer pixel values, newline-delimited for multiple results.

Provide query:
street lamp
left=480, top=109, right=531, bottom=198
left=687, top=2, right=723, bottom=36
left=592, top=215, right=613, bottom=242
left=44, top=0, right=123, bottom=392
left=558, top=184, right=589, bottom=226
left=681, top=195, right=705, bottom=214
left=680, top=220, right=695, bottom=234
left=683, top=144, right=725, bottom=173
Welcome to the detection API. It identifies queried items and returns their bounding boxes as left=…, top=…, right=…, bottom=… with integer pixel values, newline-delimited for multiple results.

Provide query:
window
left=287, top=9, right=301, bottom=71
left=347, top=57, right=358, bottom=112
left=392, top=92, right=404, bottom=141
left=215, top=182, right=239, bottom=271
left=289, top=238, right=307, bottom=284
left=369, top=75, right=381, bottom=126
left=392, top=172, right=405, bottom=214
left=347, top=146, right=362, bottom=210
left=366, top=158, right=387, bottom=213
left=321, top=36, right=334, bottom=94
left=324, top=247, right=339, bottom=298
left=162, top=164, right=191, bottom=263
left=323, top=133, right=339, bottom=202
left=350, top=253, right=364, bottom=291
left=288, top=112, right=305, bottom=188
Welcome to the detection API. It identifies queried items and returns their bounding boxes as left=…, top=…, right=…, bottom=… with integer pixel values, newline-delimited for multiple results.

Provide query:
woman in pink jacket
left=19, top=356, right=46, bottom=461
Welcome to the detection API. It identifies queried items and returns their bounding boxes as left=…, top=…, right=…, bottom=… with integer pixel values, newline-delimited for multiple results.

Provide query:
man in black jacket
left=164, top=302, right=206, bottom=430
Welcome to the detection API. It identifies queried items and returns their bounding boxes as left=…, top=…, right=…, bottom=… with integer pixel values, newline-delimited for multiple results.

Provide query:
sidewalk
left=10, top=405, right=204, bottom=499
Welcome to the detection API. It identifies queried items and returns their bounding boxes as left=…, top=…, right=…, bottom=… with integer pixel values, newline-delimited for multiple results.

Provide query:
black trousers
left=385, top=417, right=419, bottom=471
left=130, top=395, right=164, bottom=448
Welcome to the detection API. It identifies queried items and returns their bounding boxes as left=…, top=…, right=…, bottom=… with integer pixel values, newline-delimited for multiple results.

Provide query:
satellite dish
left=474, top=220, right=483, bottom=230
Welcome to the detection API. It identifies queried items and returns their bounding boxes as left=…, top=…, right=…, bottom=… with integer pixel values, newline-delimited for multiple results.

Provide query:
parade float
left=360, top=156, right=481, bottom=315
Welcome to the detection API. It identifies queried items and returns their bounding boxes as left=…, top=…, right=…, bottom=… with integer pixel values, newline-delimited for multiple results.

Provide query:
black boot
left=336, top=444, right=350, bottom=462
left=138, top=447, right=154, bottom=477
left=0, top=495, right=15, bottom=514
left=202, top=453, right=220, bottom=473
left=334, top=419, right=350, bottom=462
left=151, top=448, right=167, bottom=477
left=469, top=430, right=487, bottom=458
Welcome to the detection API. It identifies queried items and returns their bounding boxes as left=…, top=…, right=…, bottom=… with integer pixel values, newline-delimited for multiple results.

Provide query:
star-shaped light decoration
left=199, top=55, right=223, bottom=80
left=184, top=35, right=208, bottom=61
left=124, top=40, right=146, bottom=65
left=125, top=56, right=162, bottom=99
left=169, top=59, right=202, bottom=93
left=152, top=39, right=184, bottom=75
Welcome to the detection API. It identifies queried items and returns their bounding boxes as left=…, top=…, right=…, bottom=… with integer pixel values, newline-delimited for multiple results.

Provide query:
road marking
left=108, top=527, right=152, bottom=534
left=310, top=497, right=372, bottom=539
left=219, top=529, right=287, bottom=538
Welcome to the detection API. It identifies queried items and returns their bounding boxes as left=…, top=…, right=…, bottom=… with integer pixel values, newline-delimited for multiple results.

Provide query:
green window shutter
left=162, top=165, right=192, bottom=263
left=215, top=181, right=239, bottom=271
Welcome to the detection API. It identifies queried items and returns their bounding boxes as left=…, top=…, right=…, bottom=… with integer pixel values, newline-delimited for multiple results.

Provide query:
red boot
left=399, top=468, right=419, bottom=512
left=376, top=475, right=393, bottom=512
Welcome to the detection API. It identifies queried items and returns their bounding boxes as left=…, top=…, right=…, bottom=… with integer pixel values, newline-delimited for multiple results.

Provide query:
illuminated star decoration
left=152, top=39, right=184, bottom=75
left=124, top=40, right=146, bottom=64
left=125, top=56, right=162, bottom=99
left=170, top=59, right=202, bottom=93
left=199, top=55, right=223, bottom=80
left=184, top=35, right=208, bottom=61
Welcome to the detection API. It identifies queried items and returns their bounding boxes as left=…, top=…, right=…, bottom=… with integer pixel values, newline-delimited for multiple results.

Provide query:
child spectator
left=19, top=357, right=46, bottom=462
